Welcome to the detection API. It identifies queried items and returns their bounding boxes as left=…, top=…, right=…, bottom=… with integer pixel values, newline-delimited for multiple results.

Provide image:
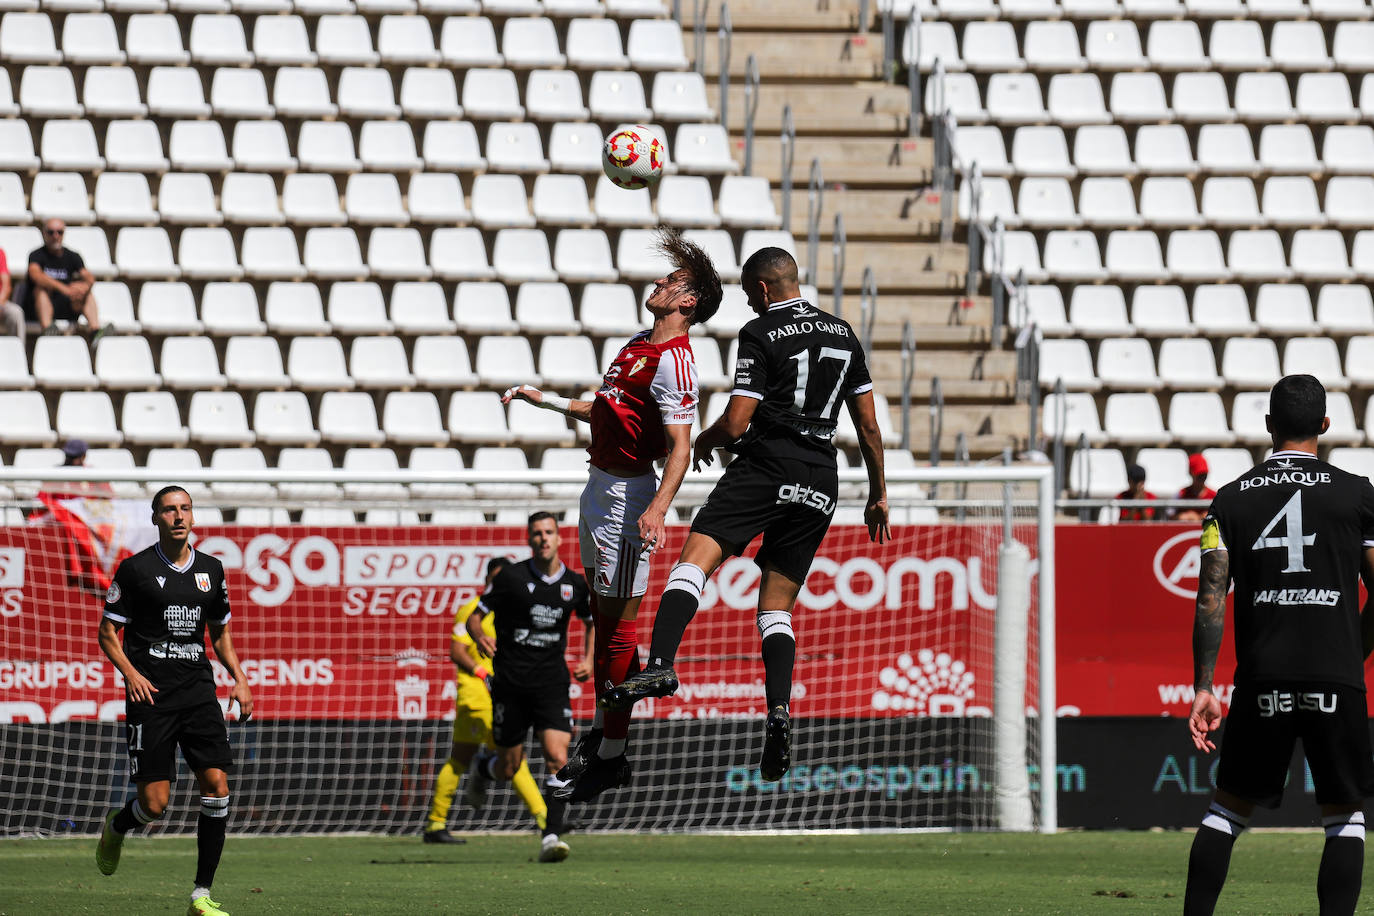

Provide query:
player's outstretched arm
left=97, top=618, right=158, bottom=705
left=1189, top=548, right=1230, bottom=752
left=502, top=384, right=593, bottom=423
left=847, top=391, right=890, bottom=543
left=639, top=424, right=692, bottom=553
left=1360, top=547, right=1374, bottom=660
left=692, top=395, right=758, bottom=470
left=209, top=622, right=253, bottom=721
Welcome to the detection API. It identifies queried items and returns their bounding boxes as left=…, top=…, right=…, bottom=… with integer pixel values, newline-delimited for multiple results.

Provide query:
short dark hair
left=486, top=556, right=511, bottom=577
left=527, top=510, right=558, bottom=532
left=656, top=227, right=721, bottom=326
left=151, top=485, right=191, bottom=513
left=1126, top=464, right=1146, bottom=483
left=741, top=246, right=800, bottom=289
left=1269, top=374, right=1327, bottom=441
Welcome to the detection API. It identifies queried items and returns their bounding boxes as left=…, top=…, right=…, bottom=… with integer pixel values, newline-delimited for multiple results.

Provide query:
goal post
left=0, top=464, right=1056, bottom=836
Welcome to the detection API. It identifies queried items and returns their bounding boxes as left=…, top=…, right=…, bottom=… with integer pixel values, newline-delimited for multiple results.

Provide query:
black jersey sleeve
left=1360, top=479, right=1374, bottom=548
left=730, top=324, right=769, bottom=401
left=476, top=565, right=511, bottom=617
left=103, top=561, right=133, bottom=625
left=208, top=560, right=231, bottom=626
left=845, top=333, right=874, bottom=397
left=573, top=574, right=592, bottom=622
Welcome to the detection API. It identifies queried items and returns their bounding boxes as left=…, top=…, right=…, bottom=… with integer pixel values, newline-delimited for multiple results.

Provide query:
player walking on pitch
left=588, top=246, right=890, bottom=798
left=95, top=486, right=253, bottom=916
left=464, top=512, right=594, bottom=862
left=1184, top=375, right=1374, bottom=916
left=502, top=228, right=721, bottom=802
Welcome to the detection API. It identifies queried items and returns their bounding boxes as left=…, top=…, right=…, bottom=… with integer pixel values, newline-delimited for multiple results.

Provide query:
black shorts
left=124, top=698, right=233, bottom=785
left=691, top=455, right=838, bottom=584
left=22, top=288, right=75, bottom=321
left=490, top=677, right=572, bottom=748
left=1217, top=682, right=1374, bottom=808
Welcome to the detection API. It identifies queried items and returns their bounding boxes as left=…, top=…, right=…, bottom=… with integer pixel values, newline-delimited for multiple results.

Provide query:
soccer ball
left=602, top=125, right=666, bottom=190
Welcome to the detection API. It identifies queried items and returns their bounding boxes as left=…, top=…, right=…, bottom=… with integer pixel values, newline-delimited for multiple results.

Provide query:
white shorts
left=579, top=465, right=656, bottom=598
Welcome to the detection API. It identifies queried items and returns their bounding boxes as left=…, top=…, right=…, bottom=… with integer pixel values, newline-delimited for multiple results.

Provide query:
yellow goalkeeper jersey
left=451, top=596, right=496, bottom=697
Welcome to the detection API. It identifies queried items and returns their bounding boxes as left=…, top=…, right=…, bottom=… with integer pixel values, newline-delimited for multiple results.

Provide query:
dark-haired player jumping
left=1185, top=374, right=1374, bottom=916
left=96, top=486, right=253, bottom=916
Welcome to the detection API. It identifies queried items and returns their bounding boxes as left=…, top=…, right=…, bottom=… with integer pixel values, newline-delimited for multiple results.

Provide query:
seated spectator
left=1117, top=463, right=1158, bottom=522
left=1173, top=453, right=1217, bottom=522
left=24, top=218, right=103, bottom=340
left=0, top=246, right=22, bottom=343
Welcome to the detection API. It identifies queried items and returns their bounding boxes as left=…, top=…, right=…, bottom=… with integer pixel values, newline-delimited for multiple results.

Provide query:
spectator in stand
left=1117, top=463, right=1159, bottom=522
left=63, top=439, right=88, bottom=467
left=1173, top=453, right=1217, bottom=522
left=0, top=246, right=23, bottom=342
left=24, top=218, right=103, bottom=340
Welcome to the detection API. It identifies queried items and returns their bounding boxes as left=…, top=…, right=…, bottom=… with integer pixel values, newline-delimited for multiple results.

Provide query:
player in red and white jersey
left=502, top=228, right=722, bottom=801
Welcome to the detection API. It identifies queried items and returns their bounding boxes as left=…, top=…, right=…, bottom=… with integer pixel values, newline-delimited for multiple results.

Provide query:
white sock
left=597, top=737, right=626, bottom=759
left=192, top=885, right=212, bottom=902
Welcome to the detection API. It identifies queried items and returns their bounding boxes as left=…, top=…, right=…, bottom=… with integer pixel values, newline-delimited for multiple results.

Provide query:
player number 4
left=789, top=347, right=852, bottom=416
left=1251, top=490, right=1316, bottom=574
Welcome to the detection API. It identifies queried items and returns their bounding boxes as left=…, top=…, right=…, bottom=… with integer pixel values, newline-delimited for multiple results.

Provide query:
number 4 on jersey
left=1251, top=491, right=1316, bottom=574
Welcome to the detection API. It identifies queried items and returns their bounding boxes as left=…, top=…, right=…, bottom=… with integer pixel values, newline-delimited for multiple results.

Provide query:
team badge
left=561, top=583, right=574, bottom=601
left=195, top=572, right=212, bottom=592
left=627, top=356, right=648, bottom=377
left=105, top=581, right=121, bottom=604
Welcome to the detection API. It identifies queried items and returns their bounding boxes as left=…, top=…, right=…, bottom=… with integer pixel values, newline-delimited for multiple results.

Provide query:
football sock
left=648, top=563, right=707, bottom=668
left=512, top=760, right=548, bottom=831
left=597, top=612, right=641, bottom=750
left=426, top=757, right=466, bottom=829
left=1183, top=802, right=1248, bottom=916
left=113, top=797, right=160, bottom=834
left=1318, top=812, right=1365, bottom=916
left=757, top=610, right=796, bottom=711
left=194, top=795, right=229, bottom=890
left=542, top=776, right=569, bottom=838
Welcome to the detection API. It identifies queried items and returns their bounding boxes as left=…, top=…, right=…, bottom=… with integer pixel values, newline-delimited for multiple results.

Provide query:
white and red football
left=602, top=125, right=666, bottom=190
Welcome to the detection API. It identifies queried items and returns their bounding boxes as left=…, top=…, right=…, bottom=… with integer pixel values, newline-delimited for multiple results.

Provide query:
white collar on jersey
left=155, top=543, right=195, bottom=573
left=1267, top=450, right=1317, bottom=462
left=767, top=297, right=809, bottom=312
left=528, top=559, right=565, bottom=584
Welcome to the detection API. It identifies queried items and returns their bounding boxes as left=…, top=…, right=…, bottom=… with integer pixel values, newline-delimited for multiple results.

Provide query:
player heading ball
left=96, top=486, right=253, bottom=916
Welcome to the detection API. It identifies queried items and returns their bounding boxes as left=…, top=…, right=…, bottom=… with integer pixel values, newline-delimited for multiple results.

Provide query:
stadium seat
left=718, top=175, right=781, bottom=229
left=411, top=336, right=478, bottom=388
left=225, top=336, right=290, bottom=388
left=471, top=446, right=539, bottom=500
left=1254, top=284, right=1315, bottom=333
left=528, top=174, right=593, bottom=227
left=1, top=12, right=60, bottom=63
left=252, top=14, right=313, bottom=64
left=1271, top=20, right=1334, bottom=71
left=319, top=392, right=386, bottom=445
left=1284, top=337, right=1349, bottom=391
left=1209, top=19, right=1269, bottom=70
left=1317, top=285, right=1374, bottom=334
left=297, top=120, right=362, bottom=171
left=238, top=226, right=305, bottom=281
left=1042, top=391, right=1107, bottom=445
left=316, top=14, right=378, bottom=65
left=1193, top=283, right=1259, bottom=335
left=1325, top=177, right=1374, bottom=229
left=1078, top=177, right=1142, bottom=228
left=275, top=447, right=340, bottom=500
left=508, top=398, right=574, bottom=445
left=395, top=68, right=460, bottom=119
left=378, top=14, right=439, bottom=65
left=189, top=14, right=251, bottom=65
left=174, top=226, right=239, bottom=279
left=1086, top=20, right=1147, bottom=70
left=651, top=72, right=714, bottom=122
left=927, top=72, right=987, bottom=124
left=389, top=281, right=456, bottom=334
left=1067, top=285, right=1132, bottom=336
left=1200, top=177, right=1260, bottom=227
left=504, top=16, right=565, bottom=69
left=408, top=447, right=474, bottom=499
left=0, top=173, right=28, bottom=225
left=1262, top=176, right=1324, bottom=227
left=209, top=447, right=274, bottom=501
left=1068, top=448, right=1128, bottom=498
left=300, top=227, right=364, bottom=279
left=84, top=66, right=145, bottom=117
left=540, top=447, right=591, bottom=500
left=93, top=281, right=137, bottom=333
left=138, top=281, right=204, bottom=334
left=350, top=336, right=413, bottom=388
left=1172, top=72, right=1235, bottom=124
left=56, top=391, right=121, bottom=445
left=210, top=68, right=272, bottom=120
left=996, top=230, right=1048, bottom=282
left=274, top=67, right=337, bottom=118
left=1038, top=339, right=1100, bottom=390
left=382, top=391, right=448, bottom=445
left=33, top=336, right=96, bottom=388
left=252, top=391, right=320, bottom=446
left=1109, top=72, right=1172, bottom=123
left=0, top=337, right=33, bottom=389
left=148, top=67, right=210, bottom=118
left=1227, top=229, right=1292, bottom=281
left=203, top=283, right=266, bottom=336
left=1097, top=338, right=1161, bottom=389
left=448, top=391, right=510, bottom=443
left=579, top=283, right=641, bottom=336
left=1260, top=124, right=1321, bottom=174
left=329, top=282, right=395, bottom=334
left=1135, top=448, right=1190, bottom=496
left=1235, top=72, right=1297, bottom=122
left=264, top=282, right=330, bottom=335
left=189, top=391, right=255, bottom=445
left=515, top=281, right=581, bottom=334
left=1356, top=231, right=1374, bottom=280
left=1221, top=337, right=1282, bottom=389
left=1103, top=230, right=1168, bottom=282
left=654, top=175, right=719, bottom=228
left=160, top=336, right=226, bottom=390
left=1230, top=392, right=1273, bottom=445
left=121, top=391, right=189, bottom=446
left=231, top=121, right=296, bottom=172
left=1025, top=21, right=1088, bottom=72
left=168, top=120, right=233, bottom=172
left=1073, top=125, right=1137, bottom=176
left=1157, top=338, right=1224, bottom=388
left=41, top=119, right=104, bottom=171
left=1046, top=73, right=1110, bottom=127
left=430, top=228, right=495, bottom=280
left=493, top=228, right=557, bottom=283
left=367, top=227, right=432, bottom=280
left=626, top=17, right=688, bottom=70
left=1011, top=126, right=1075, bottom=177
left=1169, top=392, right=1236, bottom=445
left=1043, top=230, right=1107, bottom=281
left=1333, top=21, right=1374, bottom=70
left=104, top=120, right=168, bottom=173
left=954, top=126, right=1011, bottom=176
left=471, top=173, right=537, bottom=228
left=523, top=70, right=589, bottom=123
left=534, top=336, right=601, bottom=389
left=93, top=173, right=156, bottom=225
left=32, top=171, right=94, bottom=223
left=94, top=336, right=159, bottom=389
left=904, top=21, right=962, bottom=72
left=440, top=15, right=501, bottom=66
left=281, top=174, right=348, bottom=228
left=1351, top=337, right=1374, bottom=386
left=1328, top=449, right=1374, bottom=480
left=566, top=17, right=629, bottom=69
left=963, top=21, right=1025, bottom=72
left=476, top=335, right=540, bottom=387
left=589, top=70, right=652, bottom=121
left=1290, top=229, right=1355, bottom=281
left=0, top=391, right=58, bottom=445
left=208, top=172, right=270, bottom=225
left=1134, top=124, right=1197, bottom=175
left=673, top=124, right=738, bottom=174
left=462, top=68, right=525, bottom=120
left=987, top=73, right=1047, bottom=125
left=1147, top=19, right=1207, bottom=70
left=287, top=337, right=353, bottom=391
left=422, top=120, right=487, bottom=172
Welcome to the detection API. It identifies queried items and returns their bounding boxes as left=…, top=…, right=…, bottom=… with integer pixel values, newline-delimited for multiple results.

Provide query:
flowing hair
left=656, top=227, right=722, bottom=325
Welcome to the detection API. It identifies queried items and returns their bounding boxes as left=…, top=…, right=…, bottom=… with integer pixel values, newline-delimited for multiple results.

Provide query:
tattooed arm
left=1188, top=548, right=1230, bottom=753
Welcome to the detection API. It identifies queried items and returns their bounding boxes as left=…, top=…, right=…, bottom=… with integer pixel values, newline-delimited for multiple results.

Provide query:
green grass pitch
left=0, top=832, right=1346, bottom=915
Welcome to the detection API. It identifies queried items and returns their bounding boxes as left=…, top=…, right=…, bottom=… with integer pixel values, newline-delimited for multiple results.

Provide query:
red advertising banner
left=2, top=521, right=1367, bottom=724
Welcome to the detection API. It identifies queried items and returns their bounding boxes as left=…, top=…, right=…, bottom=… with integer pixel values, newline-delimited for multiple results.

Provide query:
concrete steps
left=741, top=135, right=933, bottom=188
left=779, top=187, right=947, bottom=239
left=692, top=33, right=887, bottom=80
left=807, top=240, right=965, bottom=291
left=708, top=83, right=911, bottom=135
left=680, top=0, right=874, bottom=31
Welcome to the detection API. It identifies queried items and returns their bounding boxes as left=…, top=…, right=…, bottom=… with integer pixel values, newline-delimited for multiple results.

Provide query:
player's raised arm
left=847, top=390, right=890, bottom=544
left=208, top=621, right=253, bottom=722
left=502, top=384, right=593, bottom=423
left=1189, top=544, right=1230, bottom=753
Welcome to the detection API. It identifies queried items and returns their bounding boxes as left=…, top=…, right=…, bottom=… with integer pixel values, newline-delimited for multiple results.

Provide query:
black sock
left=194, top=798, right=229, bottom=889
left=760, top=633, right=796, bottom=711
left=648, top=588, right=698, bottom=669
left=542, top=787, right=567, bottom=838
left=112, top=798, right=141, bottom=834
left=1184, top=804, right=1247, bottom=916
left=1318, top=813, right=1365, bottom=916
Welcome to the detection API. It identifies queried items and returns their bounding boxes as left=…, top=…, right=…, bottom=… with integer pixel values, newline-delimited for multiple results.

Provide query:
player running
left=421, top=556, right=555, bottom=844
left=95, top=486, right=253, bottom=916
left=501, top=228, right=721, bottom=802
left=463, top=512, right=593, bottom=862
left=1184, top=374, right=1374, bottom=916
left=586, top=246, right=890, bottom=798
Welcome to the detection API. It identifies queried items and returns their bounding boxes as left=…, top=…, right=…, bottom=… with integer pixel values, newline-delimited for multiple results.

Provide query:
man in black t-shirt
left=464, top=511, right=592, bottom=862
left=585, top=247, right=891, bottom=800
left=1184, top=375, right=1374, bottom=916
left=25, top=218, right=102, bottom=338
left=95, top=486, right=253, bottom=916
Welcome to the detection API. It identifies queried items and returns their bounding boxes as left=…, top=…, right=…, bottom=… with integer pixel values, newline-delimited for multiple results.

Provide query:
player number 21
left=1251, top=490, right=1316, bottom=574
left=789, top=347, right=852, bottom=416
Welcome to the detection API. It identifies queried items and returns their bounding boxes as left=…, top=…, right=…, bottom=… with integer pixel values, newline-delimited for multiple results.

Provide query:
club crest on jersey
left=561, top=583, right=574, bottom=601
left=195, top=572, right=211, bottom=592
left=627, top=356, right=648, bottom=377
left=105, top=581, right=121, bottom=604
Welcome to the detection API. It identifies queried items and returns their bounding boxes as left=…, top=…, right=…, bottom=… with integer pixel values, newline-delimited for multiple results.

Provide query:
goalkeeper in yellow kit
left=422, top=557, right=549, bottom=843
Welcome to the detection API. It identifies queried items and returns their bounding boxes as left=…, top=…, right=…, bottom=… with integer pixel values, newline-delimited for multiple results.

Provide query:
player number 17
left=1251, top=490, right=1315, bottom=574
left=789, top=347, right=852, bottom=416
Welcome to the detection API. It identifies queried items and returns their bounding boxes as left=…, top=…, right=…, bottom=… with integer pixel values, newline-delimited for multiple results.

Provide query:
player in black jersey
left=584, top=247, right=890, bottom=800
left=95, top=486, right=253, bottom=916
left=1184, top=375, right=1374, bottom=916
left=464, top=511, right=592, bottom=862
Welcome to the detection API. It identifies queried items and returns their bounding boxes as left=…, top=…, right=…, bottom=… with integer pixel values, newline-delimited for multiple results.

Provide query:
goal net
left=0, top=464, right=1055, bottom=836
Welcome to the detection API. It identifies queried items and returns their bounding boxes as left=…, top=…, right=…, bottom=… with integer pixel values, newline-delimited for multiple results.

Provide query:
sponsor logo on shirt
left=775, top=483, right=836, bottom=516
left=1252, top=587, right=1341, bottom=607
left=1258, top=690, right=1337, bottom=717
left=156, top=576, right=165, bottom=588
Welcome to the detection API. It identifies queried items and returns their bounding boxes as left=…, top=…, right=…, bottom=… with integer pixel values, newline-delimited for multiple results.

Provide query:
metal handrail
left=906, top=9, right=923, bottom=134
left=929, top=376, right=944, bottom=467
left=672, top=0, right=681, bottom=21
left=954, top=431, right=970, bottom=523
left=1050, top=377, right=1066, bottom=493
left=742, top=53, right=760, bottom=176
left=779, top=103, right=794, bottom=231
left=899, top=319, right=915, bottom=450
left=933, top=110, right=956, bottom=244
left=693, top=0, right=706, bottom=76
left=858, top=265, right=878, bottom=353
left=719, top=4, right=733, bottom=134
left=806, top=158, right=822, bottom=283
left=858, top=0, right=872, bottom=33
left=831, top=212, right=846, bottom=316
left=881, top=2, right=896, bottom=83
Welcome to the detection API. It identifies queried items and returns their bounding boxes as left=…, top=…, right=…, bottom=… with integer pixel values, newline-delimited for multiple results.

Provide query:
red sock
left=595, top=612, right=640, bottom=740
